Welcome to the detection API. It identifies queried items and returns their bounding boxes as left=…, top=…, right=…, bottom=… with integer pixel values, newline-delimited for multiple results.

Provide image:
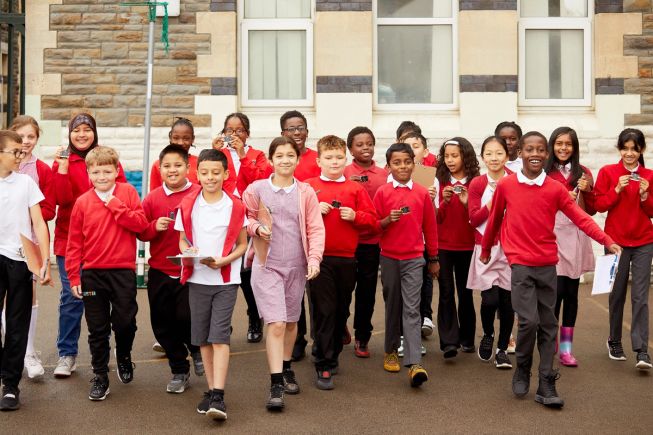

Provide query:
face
left=70, top=123, right=95, bottom=151
left=169, top=124, right=194, bottom=151
left=16, top=125, right=39, bottom=155
left=553, top=133, right=574, bottom=163
left=0, top=140, right=25, bottom=172
left=620, top=140, right=642, bottom=170
left=444, top=145, right=464, bottom=177
left=349, top=133, right=375, bottom=165
left=520, top=136, right=549, bottom=178
left=317, top=148, right=347, bottom=180
left=388, top=151, right=414, bottom=184
left=270, top=143, right=299, bottom=178
left=197, top=160, right=228, bottom=194
left=160, top=152, right=189, bottom=190
left=281, top=117, right=308, bottom=151
left=88, top=163, right=118, bottom=193
left=224, top=117, right=249, bottom=145
left=404, top=137, right=427, bottom=164
left=498, top=127, right=520, bottom=160
left=482, top=141, right=508, bottom=173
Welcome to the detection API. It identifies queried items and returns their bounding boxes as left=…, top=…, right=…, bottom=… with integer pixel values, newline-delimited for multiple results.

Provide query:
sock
left=1, top=309, right=5, bottom=338
left=212, top=388, right=224, bottom=398
left=559, top=327, right=572, bottom=354
left=271, top=372, right=283, bottom=386
left=282, top=360, right=291, bottom=371
left=26, top=305, right=38, bottom=355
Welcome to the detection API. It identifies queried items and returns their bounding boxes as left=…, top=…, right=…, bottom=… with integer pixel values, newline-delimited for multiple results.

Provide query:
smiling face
left=70, top=123, right=95, bottom=151
left=388, top=150, right=414, bottom=184
left=349, top=133, right=375, bottom=166
left=224, top=116, right=249, bottom=144
left=553, top=133, right=574, bottom=164
left=498, top=127, right=520, bottom=161
left=281, top=116, right=308, bottom=152
left=169, top=124, right=194, bottom=151
left=520, top=135, right=549, bottom=179
left=160, top=152, right=189, bottom=190
left=0, top=140, right=24, bottom=173
left=317, top=148, right=347, bottom=180
left=16, top=124, right=39, bottom=156
left=197, top=160, right=228, bottom=194
left=270, top=143, right=299, bottom=178
left=404, top=137, right=427, bottom=164
left=444, top=144, right=464, bottom=178
left=620, top=140, right=642, bottom=170
left=482, top=140, right=508, bottom=173
left=88, top=163, right=118, bottom=193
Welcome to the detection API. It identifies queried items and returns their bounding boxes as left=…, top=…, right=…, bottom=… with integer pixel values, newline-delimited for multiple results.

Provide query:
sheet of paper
left=166, top=255, right=212, bottom=266
left=412, top=165, right=436, bottom=189
left=591, top=254, right=619, bottom=295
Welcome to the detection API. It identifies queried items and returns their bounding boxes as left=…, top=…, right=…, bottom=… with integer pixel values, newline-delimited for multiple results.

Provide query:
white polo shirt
left=0, top=172, right=45, bottom=262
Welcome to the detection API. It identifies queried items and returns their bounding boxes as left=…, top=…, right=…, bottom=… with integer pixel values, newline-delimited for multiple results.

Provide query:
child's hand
left=577, top=175, right=591, bottom=192
left=479, top=254, right=491, bottom=265
left=230, top=136, right=246, bottom=158
left=54, top=146, right=70, bottom=173
left=39, top=262, right=52, bottom=286
left=639, top=178, right=649, bottom=198
left=569, top=190, right=578, bottom=201
left=486, top=199, right=492, bottom=211
left=428, top=261, right=440, bottom=279
left=200, top=257, right=227, bottom=269
left=257, top=225, right=272, bottom=241
left=457, top=187, right=469, bottom=206
left=212, top=136, right=226, bottom=150
left=428, top=185, right=437, bottom=200
left=155, top=217, right=174, bottom=232
left=319, top=202, right=334, bottom=215
left=339, top=207, right=355, bottom=221
left=615, top=175, right=630, bottom=193
left=608, top=244, right=622, bottom=255
left=183, top=246, right=199, bottom=256
left=306, top=265, right=320, bottom=280
left=71, top=285, right=83, bottom=299
left=442, top=186, right=454, bottom=203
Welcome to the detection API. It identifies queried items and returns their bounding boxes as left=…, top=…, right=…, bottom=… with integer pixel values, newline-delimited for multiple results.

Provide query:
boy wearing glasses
left=0, top=131, right=52, bottom=410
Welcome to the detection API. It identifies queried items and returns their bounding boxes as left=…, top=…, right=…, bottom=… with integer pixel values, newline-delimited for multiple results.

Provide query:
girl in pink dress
left=242, top=136, right=324, bottom=412
left=544, top=127, right=596, bottom=367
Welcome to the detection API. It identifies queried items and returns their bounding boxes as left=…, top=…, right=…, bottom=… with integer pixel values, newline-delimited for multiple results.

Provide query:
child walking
left=242, top=136, right=324, bottom=411
left=481, top=131, right=621, bottom=408
left=149, top=117, right=199, bottom=191
left=593, top=128, right=653, bottom=370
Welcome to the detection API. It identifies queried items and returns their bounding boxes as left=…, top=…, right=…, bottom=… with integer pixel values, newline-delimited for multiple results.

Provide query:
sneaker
left=24, top=351, right=45, bottom=379
left=559, top=352, right=578, bottom=367
left=0, top=386, right=20, bottom=411
left=461, top=344, right=476, bottom=353
left=54, top=356, right=77, bottom=378
left=342, top=325, right=352, bottom=345
left=636, top=352, right=652, bottom=370
left=421, top=344, right=427, bottom=356
left=443, top=345, right=458, bottom=359
left=316, top=370, right=334, bottom=390
left=507, top=334, right=516, bottom=354
left=512, top=364, right=531, bottom=398
left=197, top=391, right=211, bottom=414
left=166, top=372, right=190, bottom=394
left=534, top=371, right=564, bottom=408
left=408, top=364, right=428, bottom=387
left=607, top=339, right=627, bottom=361
left=494, top=350, right=513, bottom=369
left=283, top=368, right=300, bottom=394
left=88, top=375, right=110, bottom=401
left=354, top=340, right=370, bottom=358
left=383, top=352, right=401, bottom=373
left=152, top=341, right=165, bottom=353
left=421, top=317, right=434, bottom=338
left=191, top=351, right=205, bottom=377
left=266, top=383, right=285, bottom=411
left=206, top=392, right=227, bottom=421
left=247, top=318, right=263, bottom=343
left=397, top=336, right=404, bottom=358
left=478, top=335, right=493, bottom=362
left=116, top=354, right=135, bottom=384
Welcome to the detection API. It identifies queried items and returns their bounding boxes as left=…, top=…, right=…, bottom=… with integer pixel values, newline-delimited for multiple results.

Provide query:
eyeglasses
left=282, top=126, right=307, bottom=134
left=0, top=149, right=27, bottom=159
left=224, top=128, right=247, bottom=135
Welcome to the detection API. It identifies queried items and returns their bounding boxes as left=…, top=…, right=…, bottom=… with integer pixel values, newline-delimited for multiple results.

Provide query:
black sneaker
left=247, top=318, right=263, bottom=343
left=283, top=368, right=300, bottom=395
left=206, top=392, right=227, bottom=421
left=197, top=391, right=211, bottom=414
left=266, top=383, right=285, bottom=411
left=512, top=364, right=531, bottom=397
left=0, top=386, right=20, bottom=411
left=316, top=370, right=334, bottom=390
left=607, top=339, right=627, bottom=361
left=191, top=351, right=205, bottom=377
left=89, top=375, right=110, bottom=401
left=535, top=371, right=564, bottom=408
left=443, top=345, right=458, bottom=359
left=116, top=354, right=135, bottom=384
left=478, top=335, right=493, bottom=362
left=494, top=350, right=512, bottom=369
left=636, top=351, right=652, bottom=370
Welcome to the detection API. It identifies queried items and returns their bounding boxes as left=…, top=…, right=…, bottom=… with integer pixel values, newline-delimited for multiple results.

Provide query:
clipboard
left=591, top=254, right=619, bottom=295
left=167, top=255, right=212, bottom=266
left=252, top=198, right=273, bottom=264
left=20, top=234, right=44, bottom=278
left=412, top=165, right=436, bottom=189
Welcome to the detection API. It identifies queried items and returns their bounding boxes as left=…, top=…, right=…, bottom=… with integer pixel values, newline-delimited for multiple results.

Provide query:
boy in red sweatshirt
left=65, top=146, right=148, bottom=402
left=481, top=132, right=621, bottom=408
left=139, top=145, right=204, bottom=394
left=306, top=135, right=377, bottom=390
left=374, top=143, right=439, bottom=388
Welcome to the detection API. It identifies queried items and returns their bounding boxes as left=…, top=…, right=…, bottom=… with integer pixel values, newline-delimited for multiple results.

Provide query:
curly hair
left=436, top=137, right=480, bottom=186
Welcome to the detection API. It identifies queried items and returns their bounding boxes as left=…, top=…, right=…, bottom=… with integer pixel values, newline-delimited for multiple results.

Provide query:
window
left=375, top=0, right=456, bottom=109
left=241, top=0, right=313, bottom=106
left=519, top=0, right=592, bottom=106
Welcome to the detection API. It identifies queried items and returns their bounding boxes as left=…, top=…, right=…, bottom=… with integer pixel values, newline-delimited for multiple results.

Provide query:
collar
left=624, top=162, right=640, bottom=174
left=95, top=184, right=116, bottom=202
left=163, top=179, right=193, bottom=196
left=227, top=144, right=250, bottom=156
left=19, top=154, right=37, bottom=168
left=517, top=170, right=546, bottom=186
left=450, top=175, right=467, bottom=185
left=392, top=179, right=413, bottom=190
left=268, top=174, right=296, bottom=193
left=198, top=191, right=227, bottom=208
left=0, top=171, right=18, bottom=183
left=319, top=175, right=345, bottom=183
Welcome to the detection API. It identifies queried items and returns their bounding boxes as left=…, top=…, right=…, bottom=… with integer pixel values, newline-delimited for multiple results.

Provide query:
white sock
left=1, top=309, right=5, bottom=339
left=26, top=305, right=38, bottom=356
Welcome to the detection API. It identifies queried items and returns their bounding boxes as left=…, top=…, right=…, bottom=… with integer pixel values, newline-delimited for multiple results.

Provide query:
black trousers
left=436, top=249, right=475, bottom=350
left=240, top=267, right=259, bottom=323
left=480, top=286, right=514, bottom=350
left=420, top=250, right=434, bottom=320
left=0, top=255, right=32, bottom=388
left=554, top=276, right=579, bottom=327
left=308, top=256, right=357, bottom=371
left=353, top=243, right=380, bottom=343
left=147, top=268, right=198, bottom=374
left=82, top=269, right=138, bottom=376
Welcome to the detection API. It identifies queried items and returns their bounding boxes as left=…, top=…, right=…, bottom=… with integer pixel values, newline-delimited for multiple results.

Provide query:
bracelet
left=427, top=256, right=439, bottom=263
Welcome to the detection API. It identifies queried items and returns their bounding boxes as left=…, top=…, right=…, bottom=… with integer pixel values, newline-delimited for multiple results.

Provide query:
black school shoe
left=0, top=386, right=20, bottom=411
left=89, top=375, right=110, bottom=401
left=247, top=318, right=263, bottom=343
left=283, top=368, right=300, bottom=394
left=512, top=364, right=531, bottom=398
left=443, top=345, right=458, bottom=359
left=534, top=371, right=564, bottom=408
left=116, top=354, right=135, bottom=384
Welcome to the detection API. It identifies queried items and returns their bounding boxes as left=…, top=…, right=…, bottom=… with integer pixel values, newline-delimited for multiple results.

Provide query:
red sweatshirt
left=65, top=182, right=148, bottom=287
left=373, top=181, right=438, bottom=260
left=305, top=177, right=378, bottom=258
left=468, top=169, right=513, bottom=245
left=423, top=153, right=437, bottom=167
left=149, top=154, right=198, bottom=192
left=139, top=183, right=202, bottom=277
left=221, top=146, right=269, bottom=196
left=481, top=173, right=615, bottom=267
left=344, top=161, right=388, bottom=244
left=294, top=148, right=321, bottom=181
left=437, top=177, right=475, bottom=250
left=52, top=155, right=126, bottom=256
left=592, top=162, right=653, bottom=247
left=547, top=165, right=596, bottom=215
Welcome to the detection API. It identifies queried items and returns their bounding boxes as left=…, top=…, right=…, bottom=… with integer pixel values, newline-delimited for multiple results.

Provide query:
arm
left=422, top=191, right=439, bottom=258
left=560, top=189, right=616, bottom=248
left=137, top=197, right=161, bottom=242
left=65, top=203, right=85, bottom=289
left=105, top=188, right=149, bottom=233
left=468, top=180, right=490, bottom=228
left=480, top=186, right=507, bottom=262
left=241, top=184, right=263, bottom=237
left=592, top=168, right=619, bottom=213
left=373, top=188, right=400, bottom=230
left=37, top=162, right=56, bottom=221
left=29, top=203, right=51, bottom=285
left=52, top=163, right=75, bottom=206
left=578, top=168, right=597, bottom=216
left=239, top=150, right=273, bottom=186
left=350, top=188, right=379, bottom=232
left=304, top=187, right=326, bottom=270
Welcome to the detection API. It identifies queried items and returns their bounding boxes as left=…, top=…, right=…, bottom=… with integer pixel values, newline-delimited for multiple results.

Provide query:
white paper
left=591, top=254, right=620, bottom=295
left=166, top=255, right=212, bottom=266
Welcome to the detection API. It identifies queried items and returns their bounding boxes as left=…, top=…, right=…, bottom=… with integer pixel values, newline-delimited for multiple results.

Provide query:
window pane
left=245, top=0, right=311, bottom=18
left=520, top=0, right=587, bottom=17
left=378, top=0, right=452, bottom=18
left=248, top=30, right=306, bottom=100
left=378, top=25, right=452, bottom=104
left=525, top=29, right=584, bottom=99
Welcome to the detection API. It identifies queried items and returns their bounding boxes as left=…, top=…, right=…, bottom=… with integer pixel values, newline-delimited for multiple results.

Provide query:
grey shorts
left=188, top=283, right=238, bottom=346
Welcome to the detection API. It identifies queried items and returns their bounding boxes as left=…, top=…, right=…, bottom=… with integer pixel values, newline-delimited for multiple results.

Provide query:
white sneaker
left=398, top=336, right=404, bottom=358
left=421, top=317, right=434, bottom=337
left=421, top=344, right=427, bottom=356
left=24, top=352, right=45, bottom=379
left=152, top=341, right=165, bottom=353
left=54, top=356, right=77, bottom=378
left=507, top=334, right=516, bottom=354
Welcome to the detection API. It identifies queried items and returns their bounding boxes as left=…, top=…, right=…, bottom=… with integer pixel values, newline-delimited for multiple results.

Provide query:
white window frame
left=373, top=1, right=458, bottom=111
left=518, top=3, right=593, bottom=107
left=239, top=2, right=314, bottom=107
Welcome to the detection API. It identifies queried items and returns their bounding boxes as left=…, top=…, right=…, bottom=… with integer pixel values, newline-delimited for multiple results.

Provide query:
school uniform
left=0, top=173, right=44, bottom=389
left=593, top=162, right=653, bottom=352
left=423, top=153, right=437, bottom=168
left=139, top=181, right=201, bottom=374
left=482, top=171, right=615, bottom=376
left=19, top=155, right=56, bottom=222
left=374, top=180, right=438, bottom=366
left=505, top=158, right=523, bottom=173
left=65, top=182, right=148, bottom=376
left=149, top=154, right=199, bottom=192
left=294, top=148, right=321, bottom=182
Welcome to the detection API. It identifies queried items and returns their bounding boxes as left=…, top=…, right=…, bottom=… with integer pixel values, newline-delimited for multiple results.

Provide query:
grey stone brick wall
left=211, top=77, right=237, bottom=95
left=596, top=78, right=625, bottom=94
left=460, top=75, right=517, bottom=92
left=459, top=1, right=517, bottom=10
left=316, top=0, right=372, bottom=12
left=595, top=0, right=623, bottom=13
left=316, top=76, right=372, bottom=93
left=624, top=1, right=653, bottom=125
left=210, top=0, right=236, bottom=12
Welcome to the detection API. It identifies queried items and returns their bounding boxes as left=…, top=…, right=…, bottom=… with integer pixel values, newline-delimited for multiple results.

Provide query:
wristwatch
left=428, top=256, right=439, bottom=263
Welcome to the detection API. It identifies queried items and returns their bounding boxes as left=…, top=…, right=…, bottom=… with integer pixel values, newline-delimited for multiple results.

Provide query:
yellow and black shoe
left=408, top=364, right=428, bottom=387
left=383, top=352, right=401, bottom=373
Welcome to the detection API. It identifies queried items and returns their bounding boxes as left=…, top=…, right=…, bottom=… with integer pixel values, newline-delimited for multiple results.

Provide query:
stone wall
left=623, top=0, right=653, bottom=125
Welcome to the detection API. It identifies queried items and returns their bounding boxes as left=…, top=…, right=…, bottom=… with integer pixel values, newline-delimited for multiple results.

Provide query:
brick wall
left=624, top=1, right=653, bottom=125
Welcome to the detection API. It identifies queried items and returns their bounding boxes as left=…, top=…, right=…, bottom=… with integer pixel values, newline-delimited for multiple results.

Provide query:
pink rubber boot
left=559, top=326, right=578, bottom=367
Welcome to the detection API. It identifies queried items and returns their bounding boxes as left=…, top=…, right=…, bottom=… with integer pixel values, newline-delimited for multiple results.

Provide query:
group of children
left=0, top=110, right=650, bottom=419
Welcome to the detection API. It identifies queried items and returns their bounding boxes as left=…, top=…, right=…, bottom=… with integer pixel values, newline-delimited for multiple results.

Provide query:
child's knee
left=267, top=322, right=286, bottom=338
